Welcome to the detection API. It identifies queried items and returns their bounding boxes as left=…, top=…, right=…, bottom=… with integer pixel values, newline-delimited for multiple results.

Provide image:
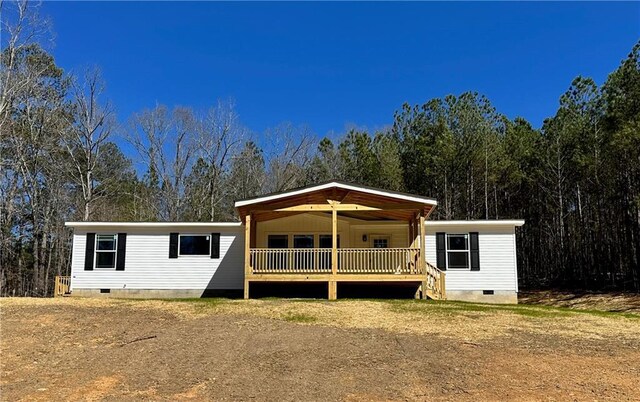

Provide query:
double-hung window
left=446, top=234, right=470, bottom=269
left=95, top=234, right=117, bottom=269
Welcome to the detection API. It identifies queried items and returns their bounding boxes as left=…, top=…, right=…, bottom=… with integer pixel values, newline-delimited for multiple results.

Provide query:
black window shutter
left=116, top=233, right=127, bottom=270
left=84, top=233, right=95, bottom=270
left=436, top=232, right=446, bottom=270
left=470, top=232, right=480, bottom=271
left=211, top=233, right=220, bottom=259
left=169, top=233, right=179, bottom=258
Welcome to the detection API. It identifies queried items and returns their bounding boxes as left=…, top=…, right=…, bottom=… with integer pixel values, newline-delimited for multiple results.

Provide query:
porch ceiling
left=235, top=181, right=436, bottom=223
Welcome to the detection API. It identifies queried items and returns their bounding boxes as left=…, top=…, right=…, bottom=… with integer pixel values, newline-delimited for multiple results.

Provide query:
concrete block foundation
left=445, top=290, right=518, bottom=304
left=72, top=288, right=212, bottom=299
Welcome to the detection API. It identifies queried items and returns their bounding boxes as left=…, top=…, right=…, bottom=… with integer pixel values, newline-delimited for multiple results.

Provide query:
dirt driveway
left=1, top=298, right=639, bottom=401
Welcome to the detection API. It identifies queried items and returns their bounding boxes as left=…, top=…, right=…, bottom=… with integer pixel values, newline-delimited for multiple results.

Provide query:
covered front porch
left=235, top=182, right=446, bottom=300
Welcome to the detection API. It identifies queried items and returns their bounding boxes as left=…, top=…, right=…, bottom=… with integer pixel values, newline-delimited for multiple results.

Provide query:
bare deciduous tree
left=63, top=67, right=114, bottom=221
left=127, top=104, right=196, bottom=221
left=227, top=140, right=265, bottom=206
left=264, top=122, right=314, bottom=192
left=0, top=0, right=53, bottom=131
left=196, top=100, right=245, bottom=220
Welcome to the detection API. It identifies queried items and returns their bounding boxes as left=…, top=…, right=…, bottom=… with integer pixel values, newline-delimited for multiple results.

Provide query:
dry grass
left=3, top=296, right=637, bottom=342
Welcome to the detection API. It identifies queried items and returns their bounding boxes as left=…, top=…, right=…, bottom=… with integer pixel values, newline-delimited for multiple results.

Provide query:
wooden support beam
left=328, top=281, right=337, bottom=300
left=244, top=214, right=251, bottom=300
left=414, top=281, right=421, bottom=299
left=331, top=206, right=338, bottom=276
left=424, top=205, right=435, bottom=220
left=274, top=203, right=386, bottom=212
left=250, top=202, right=426, bottom=213
left=250, top=216, right=257, bottom=248
left=411, top=216, right=418, bottom=248
left=409, top=217, right=415, bottom=248
left=419, top=212, right=426, bottom=299
left=274, top=204, right=332, bottom=212
left=248, top=274, right=428, bottom=282
left=330, top=202, right=338, bottom=300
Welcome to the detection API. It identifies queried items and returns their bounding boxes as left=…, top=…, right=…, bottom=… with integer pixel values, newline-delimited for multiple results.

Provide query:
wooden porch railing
left=248, top=248, right=446, bottom=300
left=250, top=248, right=424, bottom=275
left=251, top=248, right=333, bottom=273
left=425, top=262, right=446, bottom=300
left=337, top=248, right=421, bottom=274
left=54, top=276, right=71, bottom=297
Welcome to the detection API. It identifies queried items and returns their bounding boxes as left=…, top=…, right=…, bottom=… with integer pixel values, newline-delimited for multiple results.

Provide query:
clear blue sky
left=42, top=2, right=639, bottom=138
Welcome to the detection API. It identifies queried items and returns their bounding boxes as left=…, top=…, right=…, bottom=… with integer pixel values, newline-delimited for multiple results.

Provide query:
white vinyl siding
left=426, top=224, right=518, bottom=292
left=68, top=218, right=520, bottom=296
left=70, top=228, right=244, bottom=291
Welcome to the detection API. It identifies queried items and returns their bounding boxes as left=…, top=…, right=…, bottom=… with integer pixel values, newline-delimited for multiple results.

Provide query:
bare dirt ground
left=1, top=297, right=639, bottom=402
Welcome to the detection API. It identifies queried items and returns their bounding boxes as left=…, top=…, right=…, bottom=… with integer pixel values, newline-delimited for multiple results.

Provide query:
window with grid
left=446, top=234, right=470, bottom=269
left=95, top=234, right=117, bottom=268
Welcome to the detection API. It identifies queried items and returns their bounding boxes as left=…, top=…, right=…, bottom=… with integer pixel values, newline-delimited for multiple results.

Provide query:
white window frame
left=95, top=234, right=117, bottom=269
left=370, top=235, right=390, bottom=249
left=178, top=234, right=211, bottom=257
left=446, top=233, right=471, bottom=270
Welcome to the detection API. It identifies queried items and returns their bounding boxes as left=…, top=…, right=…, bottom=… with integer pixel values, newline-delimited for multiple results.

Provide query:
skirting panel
left=445, top=290, right=518, bottom=304
left=71, top=288, right=214, bottom=299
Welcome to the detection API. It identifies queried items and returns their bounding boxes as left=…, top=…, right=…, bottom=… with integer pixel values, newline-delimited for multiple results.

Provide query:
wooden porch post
left=244, top=214, right=251, bottom=299
left=329, top=205, right=338, bottom=300
left=419, top=212, right=427, bottom=300
left=412, top=216, right=419, bottom=299
left=408, top=217, right=414, bottom=248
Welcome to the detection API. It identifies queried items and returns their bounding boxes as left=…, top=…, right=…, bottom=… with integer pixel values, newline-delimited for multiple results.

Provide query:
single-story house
left=63, top=181, right=524, bottom=303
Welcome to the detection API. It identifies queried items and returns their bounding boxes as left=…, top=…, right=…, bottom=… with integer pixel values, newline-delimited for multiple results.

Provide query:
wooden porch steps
left=54, top=276, right=71, bottom=298
left=424, top=262, right=446, bottom=300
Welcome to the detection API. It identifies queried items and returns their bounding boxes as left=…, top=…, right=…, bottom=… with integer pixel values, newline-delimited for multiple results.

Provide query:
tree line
left=1, top=1, right=638, bottom=295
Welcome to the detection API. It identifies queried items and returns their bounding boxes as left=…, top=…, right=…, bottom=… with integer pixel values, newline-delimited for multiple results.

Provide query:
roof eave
left=65, top=222, right=243, bottom=228
left=425, top=220, right=525, bottom=227
left=234, top=181, right=438, bottom=208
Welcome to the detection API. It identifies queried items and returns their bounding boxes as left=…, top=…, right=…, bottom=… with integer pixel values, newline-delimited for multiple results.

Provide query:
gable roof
left=234, top=180, right=437, bottom=208
left=235, top=181, right=437, bottom=222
